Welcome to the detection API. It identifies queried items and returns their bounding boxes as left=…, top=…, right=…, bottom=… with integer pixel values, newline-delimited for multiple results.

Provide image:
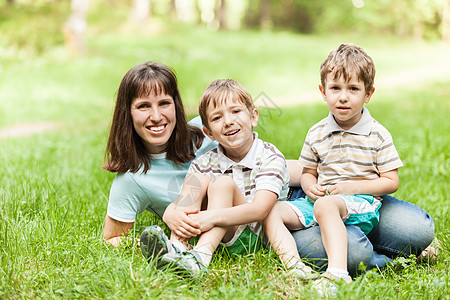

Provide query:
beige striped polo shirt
left=299, top=107, right=403, bottom=188
left=188, top=132, right=290, bottom=237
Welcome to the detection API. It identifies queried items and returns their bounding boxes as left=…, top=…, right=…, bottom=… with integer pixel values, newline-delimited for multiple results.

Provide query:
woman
left=102, top=61, right=435, bottom=275
left=102, top=61, right=216, bottom=246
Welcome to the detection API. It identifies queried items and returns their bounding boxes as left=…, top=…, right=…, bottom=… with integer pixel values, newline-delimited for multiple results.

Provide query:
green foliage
left=0, top=1, right=69, bottom=55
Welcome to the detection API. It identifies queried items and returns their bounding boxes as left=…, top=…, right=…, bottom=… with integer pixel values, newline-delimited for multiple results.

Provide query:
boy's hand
left=163, top=203, right=201, bottom=239
left=305, top=184, right=326, bottom=200
left=188, top=210, right=215, bottom=233
left=327, top=182, right=358, bottom=195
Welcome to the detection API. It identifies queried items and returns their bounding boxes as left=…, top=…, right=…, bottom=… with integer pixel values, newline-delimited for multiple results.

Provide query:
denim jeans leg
left=291, top=224, right=391, bottom=276
left=367, top=195, right=435, bottom=258
left=288, top=187, right=435, bottom=276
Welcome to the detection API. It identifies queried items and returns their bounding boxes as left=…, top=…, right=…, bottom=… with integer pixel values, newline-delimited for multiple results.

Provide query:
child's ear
left=251, top=108, right=259, bottom=127
left=365, top=87, right=375, bottom=103
left=319, top=84, right=326, bottom=100
left=202, top=126, right=216, bottom=141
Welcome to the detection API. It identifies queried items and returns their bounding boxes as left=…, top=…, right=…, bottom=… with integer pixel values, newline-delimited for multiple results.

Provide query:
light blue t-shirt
left=107, top=116, right=217, bottom=222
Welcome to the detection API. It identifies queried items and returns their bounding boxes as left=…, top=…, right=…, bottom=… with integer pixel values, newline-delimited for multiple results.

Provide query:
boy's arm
left=163, top=172, right=210, bottom=239
left=327, top=169, right=399, bottom=196
left=301, top=167, right=326, bottom=200
left=190, top=190, right=278, bottom=231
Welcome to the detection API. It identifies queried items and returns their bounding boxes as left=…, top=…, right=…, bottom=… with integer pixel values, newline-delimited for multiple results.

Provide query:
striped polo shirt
left=188, top=132, right=290, bottom=236
left=299, top=107, right=403, bottom=188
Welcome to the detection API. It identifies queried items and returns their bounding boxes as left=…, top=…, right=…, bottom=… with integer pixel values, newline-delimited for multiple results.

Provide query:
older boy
left=144, top=79, right=307, bottom=276
left=265, top=43, right=403, bottom=295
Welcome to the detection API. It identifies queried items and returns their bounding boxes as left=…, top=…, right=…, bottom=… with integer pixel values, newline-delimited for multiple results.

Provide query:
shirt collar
left=325, top=107, right=373, bottom=135
left=217, top=132, right=259, bottom=172
left=149, top=152, right=167, bottom=160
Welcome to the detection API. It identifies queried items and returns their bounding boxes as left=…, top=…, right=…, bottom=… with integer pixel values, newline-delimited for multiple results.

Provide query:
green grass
left=1, top=14, right=449, bottom=299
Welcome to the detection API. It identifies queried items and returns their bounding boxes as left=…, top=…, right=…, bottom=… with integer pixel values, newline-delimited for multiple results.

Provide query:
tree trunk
left=168, top=0, right=176, bottom=17
left=63, top=0, right=89, bottom=55
left=130, top=0, right=151, bottom=26
left=259, top=0, right=271, bottom=30
left=216, top=0, right=227, bottom=30
left=443, top=0, right=450, bottom=41
left=195, top=0, right=202, bottom=24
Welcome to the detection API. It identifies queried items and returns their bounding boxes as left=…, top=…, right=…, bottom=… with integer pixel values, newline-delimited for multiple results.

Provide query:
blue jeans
left=288, top=188, right=435, bottom=276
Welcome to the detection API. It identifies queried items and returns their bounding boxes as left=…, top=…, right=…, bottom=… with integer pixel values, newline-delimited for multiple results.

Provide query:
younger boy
left=141, top=79, right=313, bottom=277
left=264, top=43, right=403, bottom=295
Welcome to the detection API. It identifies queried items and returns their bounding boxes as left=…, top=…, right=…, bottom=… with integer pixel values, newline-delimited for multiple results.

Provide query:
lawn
left=0, top=15, right=449, bottom=299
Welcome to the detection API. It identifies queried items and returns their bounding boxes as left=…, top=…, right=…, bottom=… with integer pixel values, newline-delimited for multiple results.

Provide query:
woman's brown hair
left=103, top=62, right=204, bottom=173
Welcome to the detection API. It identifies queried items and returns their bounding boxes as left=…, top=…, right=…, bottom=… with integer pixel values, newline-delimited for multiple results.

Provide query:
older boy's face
left=203, top=97, right=258, bottom=162
left=319, top=71, right=375, bottom=131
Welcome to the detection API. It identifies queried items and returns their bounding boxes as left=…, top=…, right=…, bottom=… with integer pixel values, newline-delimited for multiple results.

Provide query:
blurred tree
left=443, top=0, right=450, bottom=40
left=168, top=0, right=176, bottom=17
left=130, top=0, right=151, bottom=26
left=243, top=0, right=259, bottom=28
left=215, top=0, right=227, bottom=30
left=63, top=0, right=89, bottom=54
left=194, top=0, right=202, bottom=24
left=259, top=0, right=271, bottom=30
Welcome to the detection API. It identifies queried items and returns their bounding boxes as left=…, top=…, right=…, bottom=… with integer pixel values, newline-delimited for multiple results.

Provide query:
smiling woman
left=102, top=61, right=217, bottom=246
left=130, top=94, right=176, bottom=154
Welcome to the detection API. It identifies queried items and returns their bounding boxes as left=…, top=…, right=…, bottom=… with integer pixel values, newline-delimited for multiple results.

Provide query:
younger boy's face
left=203, top=97, right=258, bottom=162
left=319, top=71, right=375, bottom=130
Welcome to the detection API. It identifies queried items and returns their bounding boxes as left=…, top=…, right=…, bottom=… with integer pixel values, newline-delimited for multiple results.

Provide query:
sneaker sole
left=158, top=253, right=208, bottom=277
left=140, top=226, right=169, bottom=263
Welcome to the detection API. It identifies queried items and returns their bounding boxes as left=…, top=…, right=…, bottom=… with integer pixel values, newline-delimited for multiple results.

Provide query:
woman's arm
left=286, top=159, right=303, bottom=187
left=102, top=215, right=134, bottom=247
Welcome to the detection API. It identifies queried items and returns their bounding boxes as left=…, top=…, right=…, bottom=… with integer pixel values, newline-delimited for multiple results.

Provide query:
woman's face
left=130, top=92, right=176, bottom=154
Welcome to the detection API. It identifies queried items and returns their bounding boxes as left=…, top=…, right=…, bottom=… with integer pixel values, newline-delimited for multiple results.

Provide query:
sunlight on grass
left=0, top=20, right=449, bottom=299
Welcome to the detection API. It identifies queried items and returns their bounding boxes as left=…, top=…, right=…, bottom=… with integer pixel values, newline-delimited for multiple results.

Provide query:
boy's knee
left=313, top=197, right=328, bottom=219
left=313, top=196, right=343, bottom=220
left=184, top=173, right=210, bottom=189
left=264, top=202, right=282, bottom=223
left=210, top=175, right=235, bottom=190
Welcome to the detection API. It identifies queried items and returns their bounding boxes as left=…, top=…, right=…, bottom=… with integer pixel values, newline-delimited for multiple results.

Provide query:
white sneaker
left=287, top=262, right=320, bottom=281
left=159, top=250, right=208, bottom=276
left=140, top=225, right=180, bottom=263
left=311, top=271, right=352, bottom=298
left=417, top=237, right=441, bottom=262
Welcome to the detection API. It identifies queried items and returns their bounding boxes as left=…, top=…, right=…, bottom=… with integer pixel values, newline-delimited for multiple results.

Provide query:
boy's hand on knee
left=306, top=184, right=326, bottom=200
left=327, top=182, right=357, bottom=195
left=163, top=205, right=201, bottom=238
left=189, top=211, right=215, bottom=233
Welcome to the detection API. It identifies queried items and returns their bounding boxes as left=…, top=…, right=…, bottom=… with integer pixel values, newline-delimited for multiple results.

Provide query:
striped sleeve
left=187, top=148, right=218, bottom=180
left=375, top=124, right=403, bottom=173
left=299, top=124, right=322, bottom=169
left=254, top=143, right=290, bottom=200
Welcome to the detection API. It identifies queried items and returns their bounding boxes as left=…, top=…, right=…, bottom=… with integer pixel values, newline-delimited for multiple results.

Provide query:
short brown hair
left=199, top=79, right=254, bottom=129
left=103, top=62, right=204, bottom=173
left=320, top=43, right=375, bottom=94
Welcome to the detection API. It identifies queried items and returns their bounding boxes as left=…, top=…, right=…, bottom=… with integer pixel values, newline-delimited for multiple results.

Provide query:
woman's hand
left=163, top=203, right=201, bottom=239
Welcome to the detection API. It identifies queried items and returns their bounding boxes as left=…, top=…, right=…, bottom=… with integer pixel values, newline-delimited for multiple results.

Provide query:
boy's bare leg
left=313, top=196, right=348, bottom=271
left=169, top=173, right=211, bottom=248
left=264, top=202, right=305, bottom=268
left=194, top=176, right=247, bottom=254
